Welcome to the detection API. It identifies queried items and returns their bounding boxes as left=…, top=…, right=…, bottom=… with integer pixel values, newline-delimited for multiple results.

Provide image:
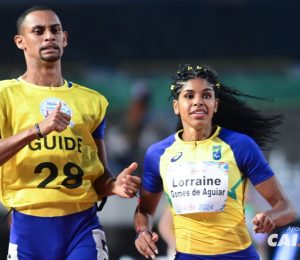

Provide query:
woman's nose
left=193, top=97, right=204, bottom=106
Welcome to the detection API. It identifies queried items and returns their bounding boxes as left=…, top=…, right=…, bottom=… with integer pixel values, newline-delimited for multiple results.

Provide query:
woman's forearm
left=266, top=199, right=296, bottom=226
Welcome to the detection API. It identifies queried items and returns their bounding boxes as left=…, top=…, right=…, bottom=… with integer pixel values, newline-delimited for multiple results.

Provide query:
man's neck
left=21, top=65, right=64, bottom=87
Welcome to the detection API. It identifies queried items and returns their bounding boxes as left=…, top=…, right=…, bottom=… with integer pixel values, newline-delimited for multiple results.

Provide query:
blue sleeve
left=142, top=135, right=176, bottom=193
left=142, top=144, right=164, bottom=193
left=219, top=129, right=274, bottom=185
left=92, top=117, right=106, bottom=139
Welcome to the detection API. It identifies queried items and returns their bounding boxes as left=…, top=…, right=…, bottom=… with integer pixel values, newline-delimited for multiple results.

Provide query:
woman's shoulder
left=146, top=133, right=176, bottom=155
left=219, top=127, right=258, bottom=149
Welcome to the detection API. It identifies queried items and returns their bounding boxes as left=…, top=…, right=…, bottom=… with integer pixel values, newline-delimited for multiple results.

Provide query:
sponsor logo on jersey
left=171, top=152, right=183, bottom=162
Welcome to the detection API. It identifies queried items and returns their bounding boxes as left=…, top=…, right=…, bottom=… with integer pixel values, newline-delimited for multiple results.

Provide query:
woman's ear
left=214, top=98, right=219, bottom=113
left=173, top=100, right=179, bottom=115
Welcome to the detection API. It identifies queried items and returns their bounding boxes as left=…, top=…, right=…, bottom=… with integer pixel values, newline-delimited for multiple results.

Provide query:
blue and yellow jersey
left=0, top=79, right=108, bottom=216
left=142, top=126, right=274, bottom=255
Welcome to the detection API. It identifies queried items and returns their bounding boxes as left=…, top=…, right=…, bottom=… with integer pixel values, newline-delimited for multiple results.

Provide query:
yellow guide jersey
left=142, top=126, right=274, bottom=255
left=0, top=79, right=108, bottom=216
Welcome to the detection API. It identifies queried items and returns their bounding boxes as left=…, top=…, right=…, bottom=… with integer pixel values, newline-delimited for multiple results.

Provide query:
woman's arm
left=134, top=188, right=163, bottom=259
left=253, top=175, right=296, bottom=233
left=158, top=207, right=176, bottom=254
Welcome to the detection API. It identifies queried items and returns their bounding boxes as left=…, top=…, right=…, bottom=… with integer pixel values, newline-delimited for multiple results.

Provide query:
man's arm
left=0, top=103, right=70, bottom=166
left=93, top=138, right=140, bottom=198
left=0, top=127, right=37, bottom=165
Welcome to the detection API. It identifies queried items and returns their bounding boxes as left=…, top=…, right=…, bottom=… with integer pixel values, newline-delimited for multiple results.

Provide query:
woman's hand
left=135, top=230, right=159, bottom=259
left=252, top=212, right=276, bottom=233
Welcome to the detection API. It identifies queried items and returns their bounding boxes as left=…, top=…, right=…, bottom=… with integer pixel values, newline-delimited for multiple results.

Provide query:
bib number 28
left=34, top=162, right=83, bottom=189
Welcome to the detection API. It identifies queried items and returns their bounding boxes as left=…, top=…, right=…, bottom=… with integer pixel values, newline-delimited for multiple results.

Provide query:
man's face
left=15, top=10, right=67, bottom=63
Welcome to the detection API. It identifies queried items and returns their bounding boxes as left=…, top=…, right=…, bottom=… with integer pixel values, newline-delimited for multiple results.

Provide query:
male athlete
left=0, top=5, right=140, bottom=259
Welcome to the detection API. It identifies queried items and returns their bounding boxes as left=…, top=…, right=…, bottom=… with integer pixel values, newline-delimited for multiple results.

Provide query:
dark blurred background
left=0, top=1, right=300, bottom=259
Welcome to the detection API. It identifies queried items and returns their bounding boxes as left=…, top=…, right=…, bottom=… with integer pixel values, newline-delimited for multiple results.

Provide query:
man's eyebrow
left=32, top=23, right=61, bottom=28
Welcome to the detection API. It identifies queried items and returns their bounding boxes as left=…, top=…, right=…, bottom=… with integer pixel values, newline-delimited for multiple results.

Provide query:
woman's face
left=173, top=78, right=218, bottom=131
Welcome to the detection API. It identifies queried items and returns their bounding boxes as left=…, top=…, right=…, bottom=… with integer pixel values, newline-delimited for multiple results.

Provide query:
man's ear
left=14, top=35, right=25, bottom=50
left=173, top=100, right=179, bottom=115
left=63, top=31, right=68, bottom=48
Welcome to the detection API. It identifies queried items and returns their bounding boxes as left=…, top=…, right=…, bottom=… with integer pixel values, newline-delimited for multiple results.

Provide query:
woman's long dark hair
left=169, top=64, right=283, bottom=150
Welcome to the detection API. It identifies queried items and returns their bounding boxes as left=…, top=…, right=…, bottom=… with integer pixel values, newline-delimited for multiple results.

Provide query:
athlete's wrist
left=107, top=177, right=117, bottom=195
left=135, top=228, right=152, bottom=240
left=33, top=123, right=43, bottom=139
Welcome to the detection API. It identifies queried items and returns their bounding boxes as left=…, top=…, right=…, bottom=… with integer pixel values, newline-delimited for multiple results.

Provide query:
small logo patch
left=212, top=145, right=221, bottom=160
left=171, top=152, right=183, bottom=162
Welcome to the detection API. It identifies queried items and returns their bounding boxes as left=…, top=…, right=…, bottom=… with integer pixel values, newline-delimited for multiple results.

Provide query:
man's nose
left=44, top=30, right=55, bottom=41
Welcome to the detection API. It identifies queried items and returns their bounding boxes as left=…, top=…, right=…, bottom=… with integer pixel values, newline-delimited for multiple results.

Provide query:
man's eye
left=33, top=29, right=43, bottom=34
left=52, top=27, right=62, bottom=34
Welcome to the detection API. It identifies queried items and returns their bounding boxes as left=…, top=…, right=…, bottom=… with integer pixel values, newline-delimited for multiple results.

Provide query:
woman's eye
left=185, top=94, right=193, bottom=99
left=203, top=94, right=211, bottom=99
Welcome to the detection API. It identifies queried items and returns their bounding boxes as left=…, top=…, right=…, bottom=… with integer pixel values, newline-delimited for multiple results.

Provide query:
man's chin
left=41, top=55, right=61, bottom=62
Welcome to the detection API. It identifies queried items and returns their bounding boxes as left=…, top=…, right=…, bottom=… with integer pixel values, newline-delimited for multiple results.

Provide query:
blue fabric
left=142, top=134, right=176, bottom=193
left=9, top=206, right=106, bottom=259
left=175, top=244, right=260, bottom=259
left=92, top=117, right=106, bottom=139
left=218, top=128, right=274, bottom=185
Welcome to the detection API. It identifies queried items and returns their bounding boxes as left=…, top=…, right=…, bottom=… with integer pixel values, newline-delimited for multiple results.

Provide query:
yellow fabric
left=0, top=79, right=108, bottom=216
left=160, top=127, right=251, bottom=254
left=16, top=202, right=95, bottom=217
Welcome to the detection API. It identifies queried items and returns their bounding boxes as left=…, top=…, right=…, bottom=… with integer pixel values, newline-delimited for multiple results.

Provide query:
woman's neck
left=181, top=125, right=216, bottom=142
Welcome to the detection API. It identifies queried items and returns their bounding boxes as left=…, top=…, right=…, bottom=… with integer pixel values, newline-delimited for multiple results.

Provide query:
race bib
left=165, top=161, right=228, bottom=214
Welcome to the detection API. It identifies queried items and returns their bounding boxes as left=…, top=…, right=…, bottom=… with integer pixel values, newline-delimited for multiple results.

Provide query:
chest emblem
left=212, top=145, right=221, bottom=160
left=40, top=97, right=74, bottom=127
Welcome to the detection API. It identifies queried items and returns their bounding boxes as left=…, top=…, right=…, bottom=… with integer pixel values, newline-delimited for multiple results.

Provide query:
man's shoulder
left=0, top=79, right=20, bottom=91
left=69, top=81, right=106, bottom=98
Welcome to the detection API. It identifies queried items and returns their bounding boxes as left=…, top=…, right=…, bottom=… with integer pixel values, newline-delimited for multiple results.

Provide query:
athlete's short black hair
left=16, top=5, right=58, bottom=33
